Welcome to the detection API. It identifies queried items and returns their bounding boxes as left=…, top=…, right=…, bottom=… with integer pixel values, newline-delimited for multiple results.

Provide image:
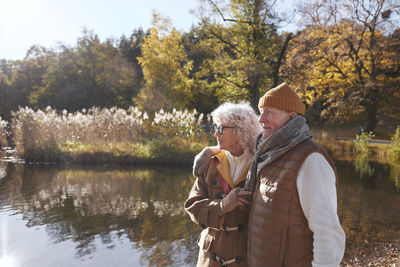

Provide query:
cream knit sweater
left=297, top=152, right=346, bottom=267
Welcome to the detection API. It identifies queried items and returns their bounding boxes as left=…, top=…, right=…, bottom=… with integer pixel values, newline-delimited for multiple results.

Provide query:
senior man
left=193, top=82, right=345, bottom=267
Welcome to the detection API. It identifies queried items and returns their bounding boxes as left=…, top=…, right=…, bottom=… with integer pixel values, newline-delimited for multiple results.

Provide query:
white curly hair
left=211, top=102, right=262, bottom=155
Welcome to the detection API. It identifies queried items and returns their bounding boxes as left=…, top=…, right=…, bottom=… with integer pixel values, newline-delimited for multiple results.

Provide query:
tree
left=136, top=13, right=194, bottom=113
left=1, top=46, right=53, bottom=119
left=182, top=27, right=220, bottom=114
left=193, top=0, right=291, bottom=109
left=286, top=0, right=400, bottom=131
left=30, top=30, right=139, bottom=110
left=119, top=28, right=147, bottom=93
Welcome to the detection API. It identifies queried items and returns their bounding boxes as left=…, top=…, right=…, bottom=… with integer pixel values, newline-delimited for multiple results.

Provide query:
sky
left=0, top=0, right=297, bottom=61
left=0, top=0, right=202, bottom=60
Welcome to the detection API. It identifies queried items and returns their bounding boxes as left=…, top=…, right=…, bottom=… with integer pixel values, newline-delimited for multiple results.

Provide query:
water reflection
left=354, top=154, right=374, bottom=178
left=389, top=162, right=400, bottom=190
left=0, top=161, right=399, bottom=266
left=0, top=164, right=200, bottom=266
left=337, top=161, right=400, bottom=265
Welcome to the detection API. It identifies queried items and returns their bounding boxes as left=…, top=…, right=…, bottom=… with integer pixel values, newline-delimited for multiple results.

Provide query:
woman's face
left=214, top=124, right=243, bottom=156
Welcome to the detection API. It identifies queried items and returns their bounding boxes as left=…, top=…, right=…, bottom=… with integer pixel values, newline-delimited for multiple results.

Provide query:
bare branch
left=207, top=0, right=238, bottom=23
left=319, top=55, right=348, bottom=79
left=220, top=75, right=246, bottom=89
left=344, top=38, right=371, bottom=77
left=201, top=18, right=242, bottom=55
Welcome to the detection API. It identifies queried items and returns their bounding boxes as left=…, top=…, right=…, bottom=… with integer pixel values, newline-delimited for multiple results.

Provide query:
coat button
left=212, top=180, right=217, bottom=185
left=201, top=224, right=206, bottom=229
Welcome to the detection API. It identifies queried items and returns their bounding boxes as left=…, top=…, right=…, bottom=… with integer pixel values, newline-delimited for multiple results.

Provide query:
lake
left=0, top=159, right=399, bottom=266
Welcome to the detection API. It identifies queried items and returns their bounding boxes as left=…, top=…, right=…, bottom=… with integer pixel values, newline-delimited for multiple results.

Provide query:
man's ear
left=289, top=112, right=297, bottom=119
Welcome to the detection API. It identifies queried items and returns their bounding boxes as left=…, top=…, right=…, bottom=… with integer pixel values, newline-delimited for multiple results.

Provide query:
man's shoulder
left=297, top=139, right=337, bottom=173
left=291, top=139, right=334, bottom=165
left=293, top=138, right=323, bottom=154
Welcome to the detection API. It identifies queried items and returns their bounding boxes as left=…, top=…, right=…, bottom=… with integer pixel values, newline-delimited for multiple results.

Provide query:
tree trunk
left=272, top=33, right=293, bottom=88
left=250, top=83, right=260, bottom=112
left=365, top=100, right=377, bottom=132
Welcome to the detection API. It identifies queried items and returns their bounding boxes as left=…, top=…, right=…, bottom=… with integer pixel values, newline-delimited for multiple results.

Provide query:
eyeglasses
left=214, top=125, right=235, bottom=135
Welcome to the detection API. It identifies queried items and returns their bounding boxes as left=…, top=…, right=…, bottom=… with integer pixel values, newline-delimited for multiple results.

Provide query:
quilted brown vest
left=247, top=139, right=337, bottom=267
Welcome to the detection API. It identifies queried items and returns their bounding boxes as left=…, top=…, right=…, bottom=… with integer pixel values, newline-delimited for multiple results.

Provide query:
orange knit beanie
left=258, top=82, right=305, bottom=115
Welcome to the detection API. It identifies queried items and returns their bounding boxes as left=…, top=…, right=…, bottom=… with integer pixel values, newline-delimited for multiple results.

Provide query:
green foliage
left=389, top=162, right=400, bottom=190
left=353, top=131, right=375, bottom=156
left=389, top=126, right=400, bottom=163
left=353, top=131, right=375, bottom=178
left=0, top=46, right=52, bottom=120
left=31, top=30, right=140, bottom=110
left=0, top=30, right=143, bottom=118
left=193, top=0, right=285, bottom=108
left=54, top=139, right=205, bottom=165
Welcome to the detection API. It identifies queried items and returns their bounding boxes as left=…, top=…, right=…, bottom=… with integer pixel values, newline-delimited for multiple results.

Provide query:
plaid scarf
left=243, top=115, right=312, bottom=200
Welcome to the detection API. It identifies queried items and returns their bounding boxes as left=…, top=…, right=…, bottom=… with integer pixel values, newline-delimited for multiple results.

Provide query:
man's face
left=259, top=107, right=293, bottom=139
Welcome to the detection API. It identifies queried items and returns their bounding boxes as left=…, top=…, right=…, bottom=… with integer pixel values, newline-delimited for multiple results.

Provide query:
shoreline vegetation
left=0, top=106, right=211, bottom=165
left=0, top=106, right=399, bottom=166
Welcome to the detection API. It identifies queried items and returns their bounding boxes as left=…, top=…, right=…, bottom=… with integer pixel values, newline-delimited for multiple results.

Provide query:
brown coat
left=247, top=140, right=336, bottom=267
left=185, top=151, right=250, bottom=267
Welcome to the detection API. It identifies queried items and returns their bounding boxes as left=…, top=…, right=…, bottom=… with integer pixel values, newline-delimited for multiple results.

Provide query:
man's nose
left=259, top=114, right=266, bottom=123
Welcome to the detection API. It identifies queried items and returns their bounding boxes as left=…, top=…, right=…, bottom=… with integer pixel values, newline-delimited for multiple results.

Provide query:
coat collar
left=214, top=150, right=250, bottom=188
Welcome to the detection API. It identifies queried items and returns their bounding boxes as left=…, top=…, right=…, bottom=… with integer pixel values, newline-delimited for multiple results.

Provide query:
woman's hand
left=192, top=146, right=220, bottom=177
left=219, top=188, right=252, bottom=213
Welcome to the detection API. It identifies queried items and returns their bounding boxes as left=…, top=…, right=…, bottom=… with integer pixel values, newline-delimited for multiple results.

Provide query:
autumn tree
left=136, top=13, right=194, bottom=113
left=285, top=0, right=400, bottom=131
left=193, top=0, right=291, bottom=109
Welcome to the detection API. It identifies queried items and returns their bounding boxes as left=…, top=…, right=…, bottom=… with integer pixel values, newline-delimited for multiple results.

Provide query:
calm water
left=0, top=160, right=399, bottom=267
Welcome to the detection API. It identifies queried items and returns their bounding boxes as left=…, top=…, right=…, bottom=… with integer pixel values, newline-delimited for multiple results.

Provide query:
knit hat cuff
left=258, top=95, right=306, bottom=115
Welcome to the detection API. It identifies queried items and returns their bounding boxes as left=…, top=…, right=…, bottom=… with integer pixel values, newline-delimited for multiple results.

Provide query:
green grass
left=21, top=138, right=209, bottom=165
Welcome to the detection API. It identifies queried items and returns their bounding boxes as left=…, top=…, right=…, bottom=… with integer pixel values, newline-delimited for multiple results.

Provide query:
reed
left=10, top=106, right=211, bottom=164
left=0, top=117, right=8, bottom=147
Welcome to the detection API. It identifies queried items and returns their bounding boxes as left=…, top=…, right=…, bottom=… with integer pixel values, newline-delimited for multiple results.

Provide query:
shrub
left=389, top=126, right=400, bottom=163
left=353, top=131, right=374, bottom=156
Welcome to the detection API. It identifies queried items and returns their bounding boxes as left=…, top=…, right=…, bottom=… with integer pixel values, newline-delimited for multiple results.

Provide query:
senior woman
left=184, top=102, right=262, bottom=267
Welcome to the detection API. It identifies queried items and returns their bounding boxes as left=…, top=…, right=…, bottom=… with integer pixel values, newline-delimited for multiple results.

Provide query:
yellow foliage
left=136, top=13, right=193, bottom=113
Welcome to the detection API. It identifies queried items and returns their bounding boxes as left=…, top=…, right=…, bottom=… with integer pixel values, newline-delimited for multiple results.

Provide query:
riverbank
left=1, top=132, right=395, bottom=166
left=340, top=237, right=400, bottom=267
left=311, top=129, right=393, bottom=164
left=3, top=139, right=207, bottom=166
